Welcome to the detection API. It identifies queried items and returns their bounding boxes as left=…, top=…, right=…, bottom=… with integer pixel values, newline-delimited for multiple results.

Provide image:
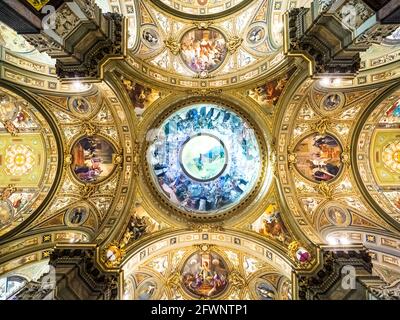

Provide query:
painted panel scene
left=252, top=203, right=292, bottom=245
left=294, top=134, right=342, bottom=182
left=66, top=206, right=89, bottom=226
left=182, top=251, right=228, bottom=298
left=120, top=77, right=161, bottom=116
left=181, top=29, right=227, bottom=73
left=72, top=136, right=116, bottom=183
left=248, top=68, right=296, bottom=111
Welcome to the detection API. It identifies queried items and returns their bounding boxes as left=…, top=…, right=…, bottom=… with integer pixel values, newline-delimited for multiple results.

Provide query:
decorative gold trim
left=26, top=0, right=51, bottom=11
left=139, top=96, right=269, bottom=223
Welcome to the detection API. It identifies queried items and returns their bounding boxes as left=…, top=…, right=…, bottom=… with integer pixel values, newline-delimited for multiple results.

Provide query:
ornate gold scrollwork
left=80, top=122, right=98, bottom=137
left=102, top=241, right=126, bottom=268
left=2, top=120, right=19, bottom=136
left=165, top=271, right=181, bottom=290
left=0, top=185, right=16, bottom=201
left=193, top=21, right=214, bottom=29
left=287, top=240, right=312, bottom=268
left=132, top=140, right=140, bottom=176
left=164, top=38, right=181, bottom=55
left=113, top=148, right=124, bottom=169
left=64, top=152, right=73, bottom=167
left=79, top=184, right=97, bottom=199
left=229, top=270, right=246, bottom=289
left=185, top=88, right=223, bottom=96
left=310, top=118, right=330, bottom=135
left=187, top=223, right=224, bottom=232
left=315, top=181, right=334, bottom=199
left=227, top=36, right=243, bottom=54
left=287, top=152, right=297, bottom=170
left=26, top=0, right=51, bottom=11
left=341, top=145, right=351, bottom=167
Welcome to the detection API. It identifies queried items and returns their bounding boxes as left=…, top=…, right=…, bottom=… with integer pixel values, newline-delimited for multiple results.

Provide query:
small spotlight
left=274, top=22, right=284, bottom=33
left=339, top=237, right=350, bottom=245
left=72, top=81, right=86, bottom=91
left=321, top=77, right=331, bottom=86
left=333, top=78, right=342, bottom=86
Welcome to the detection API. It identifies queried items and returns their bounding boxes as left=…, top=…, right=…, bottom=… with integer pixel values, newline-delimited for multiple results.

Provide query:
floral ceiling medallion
left=5, top=144, right=35, bottom=176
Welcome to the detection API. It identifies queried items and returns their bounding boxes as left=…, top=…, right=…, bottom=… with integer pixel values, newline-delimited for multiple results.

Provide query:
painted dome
left=0, top=87, right=59, bottom=237
left=147, top=103, right=261, bottom=214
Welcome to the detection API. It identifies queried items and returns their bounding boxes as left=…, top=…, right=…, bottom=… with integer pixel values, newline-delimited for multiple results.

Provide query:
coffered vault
left=0, top=0, right=399, bottom=300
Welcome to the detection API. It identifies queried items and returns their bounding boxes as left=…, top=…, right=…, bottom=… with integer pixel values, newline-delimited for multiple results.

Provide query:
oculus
left=71, top=136, right=116, bottom=184
left=180, top=28, right=227, bottom=73
left=181, top=251, right=228, bottom=298
left=148, top=103, right=261, bottom=214
left=294, top=133, right=342, bottom=183
left=180, top=134, right=227, bottom=182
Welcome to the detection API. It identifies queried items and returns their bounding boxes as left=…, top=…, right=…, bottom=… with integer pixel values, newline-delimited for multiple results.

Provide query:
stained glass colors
left=148, top=103, right=261, bottom=215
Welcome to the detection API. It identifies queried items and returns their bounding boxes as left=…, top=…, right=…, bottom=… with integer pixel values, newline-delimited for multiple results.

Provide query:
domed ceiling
left=0, top=88, right=59, bottom=237
left=0, top=0, right=400, bottom=301
left=122, top=0, right=284, bottom=89
left=147, top=102, right=261, bottom=215
left=355, top=90, right=400, bottom=226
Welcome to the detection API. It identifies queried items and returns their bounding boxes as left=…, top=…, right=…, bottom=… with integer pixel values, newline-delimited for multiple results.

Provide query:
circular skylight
left=180, top=134, right=227, bottom=182
left=147, top=103, right=261, bottom=215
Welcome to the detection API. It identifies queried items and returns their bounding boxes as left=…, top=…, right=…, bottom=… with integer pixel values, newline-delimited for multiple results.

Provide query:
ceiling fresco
left=0, top=88, right=59, bottom=238
left=356, top=91, right=400, bottom=227
left=152, top=0, right=249, bottom=17
left=123, top=0, right=283, bottom=88
left=122, top=243, right=292, bottom=300
left=0, top=0, right=400, bottom=301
